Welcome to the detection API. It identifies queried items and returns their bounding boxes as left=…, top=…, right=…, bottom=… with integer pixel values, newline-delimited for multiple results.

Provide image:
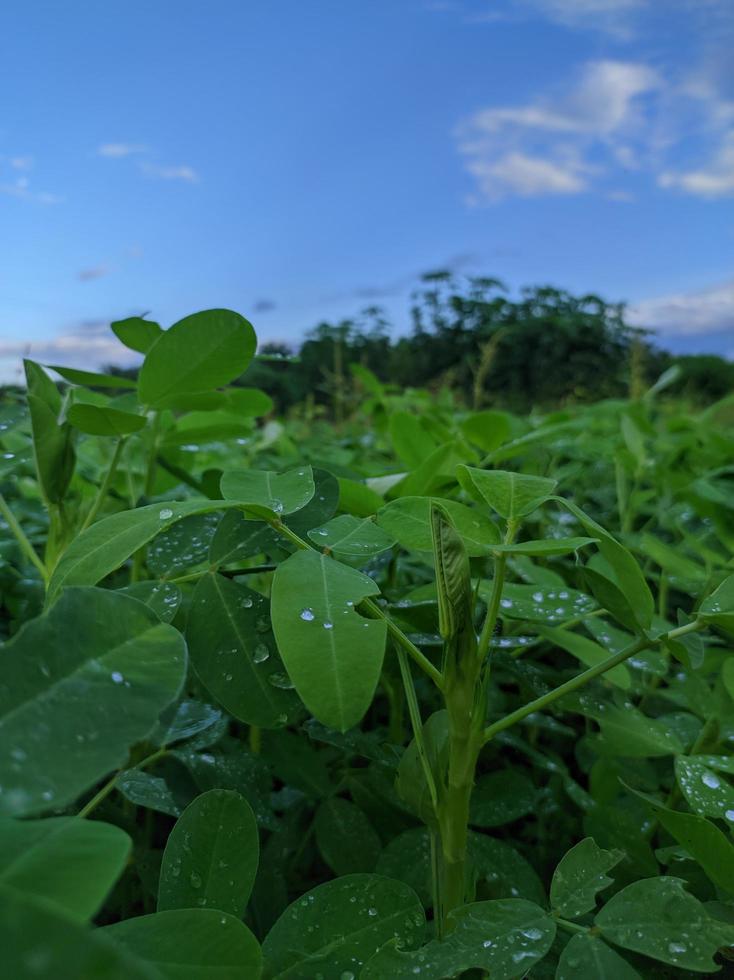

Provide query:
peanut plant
left=1, top=308, right=733, bottom=979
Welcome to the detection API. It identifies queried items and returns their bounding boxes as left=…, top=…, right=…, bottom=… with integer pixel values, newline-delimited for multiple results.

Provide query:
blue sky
left=1, top=0, right=732, bottom=381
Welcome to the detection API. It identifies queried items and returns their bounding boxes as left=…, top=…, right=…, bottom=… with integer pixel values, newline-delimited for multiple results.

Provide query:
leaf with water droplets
left=550, top=837, right=624, bottom=920
left=271, top=550, right=387, bottom=732
left=262, top=874, right=425, bottom=980
left=675, top=756, right=734, bottom=822
left=307, top=514, right=395, bottom=558
left=118, top=581, right=183, bottom=623
left=626, top=785, right=734, bottom=894
left=46, top=498, right=259, bottom=604
left=0, top=815, right=130, bottom=923
left=556, top=933, right=642, bottom=979
left=478, top=582, right=597, bottom=624
left=0, top=587, right=185, bottom=817
left=117, top=770, right=182, bottom=817
left=361, top=898, right=555, bottom=980
left=595, top=876, right=734, bottom=972
left=187, top=574, right=299, bottom=728
left=104, top=908, right=262, bottom=979
left=220, top=465, right=315, bottom=517
left=699, top=574, right=734, bottom=634
left=158, top=789, right=259, bottom=916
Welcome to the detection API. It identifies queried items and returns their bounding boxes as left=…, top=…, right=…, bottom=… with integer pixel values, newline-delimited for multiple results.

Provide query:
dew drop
left=189, top=872, right=202, bottom=889
left=111, top=671, right=124, bottom=684
left=253, top=644, right=270, bottom=663
left=159, top=508, right=174, bottom=520
left=300, top=608, right=315, bottom=621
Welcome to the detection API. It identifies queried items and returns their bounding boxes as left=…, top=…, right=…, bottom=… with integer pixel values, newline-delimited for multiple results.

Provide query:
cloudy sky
left=1, top=0, right=732, bottom=381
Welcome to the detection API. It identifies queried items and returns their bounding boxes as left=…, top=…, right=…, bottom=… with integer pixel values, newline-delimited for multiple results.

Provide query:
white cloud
left=466, top=151, right=591, bottom=199
left=0, top=175, right=63, bottom=205
left=0, top=322, right=141, bottom=377
left=457, top=59, right=659, bottom=201
left=9, top=156, right=33, bottom=171
left=97, top=143, right=147, bottom=158
left=139, top=162, right=198, bottom=182
left=628, top=279, right=734, bottom=337
left=658, top=133, right=734, bottom=198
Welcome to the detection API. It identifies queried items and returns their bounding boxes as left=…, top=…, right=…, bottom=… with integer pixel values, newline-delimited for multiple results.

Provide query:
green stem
left=78, top=747, right=168, bottom=818
left=482, top=620, right=703, bottom=744
left=272, top=517, right=444, bottom=688
left=477, top=521, right=517, bottom=664
left=0, top=492, right=49, bottom=585
left=79, top=437, right=126, bottom=533
left=554, top=917, right=592, bottom=935
left=396, top=645, right=438, bottom=810
left=143, top=412, right=161, bottom=497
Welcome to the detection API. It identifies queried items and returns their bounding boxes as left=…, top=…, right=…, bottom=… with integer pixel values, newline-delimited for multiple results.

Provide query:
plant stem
left=79, top=437, right=126, bottom=533
left=396, top=645, right=438, bottom=810
left=482, top=620, right=702, bottom=744
left=143, top=411, right=161, bottom=497
left=476, top=521, right=517, bottom=663
left=78, top=747, right=168, bottom=818
left=0, top=492, right=49, bottom=585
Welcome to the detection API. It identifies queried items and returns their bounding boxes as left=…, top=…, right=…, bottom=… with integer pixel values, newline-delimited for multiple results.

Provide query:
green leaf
left=0, top=587, right=185, bottom=816
left=0, top=891, right=157, bottom=980
left=477, top=582, right=597, bottom=624
left=458, top=466, right=556, bottom=520
left=0, top=816, right=130, bottom=922
left=470, top=833, right=547, bottom=906
left=569, top=699, right=683, bottom=758
left=147, top=513, right=222, bottom=578
left=47, top=499, right=254, bottom=604
left=550, top=837, right=624, bottom=919
left=361, top=899, right=555, bottom=980
left=307, top=515, right=395, bottom=557
left=270, top=550, right=387, bottom=731
left=47, top=365, right=137, bottom=389
left=208, top=511, right=276, bottom=567
left=261, top=874, right=425, bottom=980
left=376, top=828, right=434, bottom=906
left=535, top=626, right=631, bottom=690
left=389, top=411, right=439, bottom=468
left=582, top=567, right=641, bottom=634
left=314, top=798, right=382, bottom=875
left=460, top=410, right=511, bottom=453
left=105, top=909, right=262, bottom=980
left=377, top=496, right=500, bottom=556
left=470, top=770, right=536, bottom=828
left=138, top=310, right=256, bottom=408
left=187, top=574, right=299, bottom=728
left=220, top=465, right=315, bottom=516
left=640, top=532, right=707, bottom=587
left=396, top=710, right=448, bottom=826
left=552, top=497, right=654, bottom=629
left=24, top=358, right=76, bottom=504
left=337, top=476, right=384, bottom=517
left=158, top=790, right=259, bottom=916
left=595, top=876, right=734, bottom=972
left=628, top=786, right=734, bottom=894
left=111, top=316, right=163, bottom=354
left=66, top=403, right=146, bottom=436
left=432, top=502, right=474, bottom=646
left=118, top=582, right=182, bottom=624
left=117, top=771, right=181, bottom=817
left=282, top=467, right=340, bottom=537
left=556, top=933, right=642, bottom=979
left=675, top=756, right=734, bottom=822
left=700, top=574, right=734, bottom=633
left=151, top=699, right=222, bottom=747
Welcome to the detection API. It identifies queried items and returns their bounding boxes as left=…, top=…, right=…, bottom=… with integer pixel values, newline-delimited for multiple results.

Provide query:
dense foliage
left=1, top=308, right=734, bottom=979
